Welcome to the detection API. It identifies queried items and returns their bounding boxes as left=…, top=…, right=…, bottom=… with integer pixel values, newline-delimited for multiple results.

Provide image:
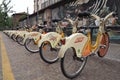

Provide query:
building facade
left=12, top=12, right=28, bottom=29
left=34, top=0, right=43, bottom=12
left=34, top=0, right=52, bottom=13
left=20, top=0, right=120, bottom=27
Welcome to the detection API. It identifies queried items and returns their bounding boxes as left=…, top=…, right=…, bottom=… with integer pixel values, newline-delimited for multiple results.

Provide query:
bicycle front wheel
left=16, top=35, right=24, bottom=46
left=98, top=33, right=109, bottom=57
left=61, top=48, right=87, bottom=79
left=11, top=34, right=16, bottom=41
left=24, top=38, right=39, bottom=53
left=39, top=42, right=59, bottom=64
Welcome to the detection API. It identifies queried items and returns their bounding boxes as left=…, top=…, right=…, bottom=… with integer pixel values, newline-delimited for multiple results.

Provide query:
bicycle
left=38, top=20, right=67, bottom=64
left=16, top=26, right=39, bottom=46
left=58, top=12, right=116, bottom=79
left=38, top=18, right=81, bottom=64
left=38, top=17, right=91, bottom=64
left=23, top=28, right=46, bottom=53
left=16, top=30, right=30, bottom=46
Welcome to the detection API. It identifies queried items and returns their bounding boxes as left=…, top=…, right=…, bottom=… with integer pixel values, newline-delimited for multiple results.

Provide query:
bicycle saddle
left=78, top=12, right=91, bottom=18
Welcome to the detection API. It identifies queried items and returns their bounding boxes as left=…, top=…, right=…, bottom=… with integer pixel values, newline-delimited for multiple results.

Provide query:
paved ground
left=0, top=37, right=2, bottom=80
left=0, top=31, right=120, bottom=80
left=105, top=43, right=120, bottom=62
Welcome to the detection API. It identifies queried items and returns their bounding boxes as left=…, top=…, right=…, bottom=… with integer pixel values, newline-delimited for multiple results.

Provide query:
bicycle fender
left=38, top=32, right=61, bottom=48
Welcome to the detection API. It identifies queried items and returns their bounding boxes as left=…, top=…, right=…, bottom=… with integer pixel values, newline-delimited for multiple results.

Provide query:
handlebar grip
left=78, top=12, right=91, bottom=18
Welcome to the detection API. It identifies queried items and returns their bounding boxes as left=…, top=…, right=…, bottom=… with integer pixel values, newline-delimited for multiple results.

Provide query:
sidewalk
left=105, top=43, right=120, bottom=62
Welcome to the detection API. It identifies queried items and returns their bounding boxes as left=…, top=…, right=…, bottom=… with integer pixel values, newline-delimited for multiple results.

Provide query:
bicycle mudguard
left=38, top=32, right=62, bottom=48
left=17, top=31, right=29, bottom=38
left=9, top=31, right=17, bottom=37
left=23, top=32, right=31, bottom=44
left=58, top=33, right=88, bottom=58
left=23, top=32, right=42, bottom=44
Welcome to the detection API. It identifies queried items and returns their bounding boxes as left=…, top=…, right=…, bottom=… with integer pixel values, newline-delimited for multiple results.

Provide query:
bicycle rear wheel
left=98, top=33, right=109, bottom=57
left=24, top=38, right=39, bottom=53
left=61, top=48, right=87, bottom=79
left=39, top=42, right=59, bottom=64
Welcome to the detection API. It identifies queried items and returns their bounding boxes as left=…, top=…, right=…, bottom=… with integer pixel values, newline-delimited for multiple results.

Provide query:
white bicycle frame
left=38, top=32, right=62, bottom=48
left=23, top=31, right=43, bottom=44
left=58, top=12, right=115, bottom=58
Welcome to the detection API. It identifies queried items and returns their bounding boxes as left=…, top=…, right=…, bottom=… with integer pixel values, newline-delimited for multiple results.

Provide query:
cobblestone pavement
left=0, top=32, right=120, bottom=80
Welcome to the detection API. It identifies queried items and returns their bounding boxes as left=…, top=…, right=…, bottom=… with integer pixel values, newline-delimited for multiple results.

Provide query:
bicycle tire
left=61, top=48, right=87, bottom=79
left=11, top=34, right=15, bottom=41
left=16, top=35, right=24, bottom=46
left=24, top=38, right=39, bottom=53
left=98, top=33, right=109, bottom=57
left=12, top=34, right=17, bottom=41
left=39, top=42, right=59, bottom=64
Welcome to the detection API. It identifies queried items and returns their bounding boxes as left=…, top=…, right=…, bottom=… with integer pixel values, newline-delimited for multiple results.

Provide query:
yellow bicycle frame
left=82, top=30, right=103, bottom=57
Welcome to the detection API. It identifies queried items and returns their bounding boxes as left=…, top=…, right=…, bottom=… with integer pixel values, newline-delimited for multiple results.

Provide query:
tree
left=0, top=0, right=13, bottom=30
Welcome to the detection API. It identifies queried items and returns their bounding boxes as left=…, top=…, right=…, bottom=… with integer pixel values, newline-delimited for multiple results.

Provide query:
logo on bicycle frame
left=74, top=37, right=84, bottom=43
left=49, top=35, right=57, bottom=41
left=31, top=33, right=39, bottom=36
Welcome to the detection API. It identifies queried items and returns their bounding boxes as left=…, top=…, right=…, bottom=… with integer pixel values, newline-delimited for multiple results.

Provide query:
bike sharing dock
left=0, top=28, right=120, bottom=80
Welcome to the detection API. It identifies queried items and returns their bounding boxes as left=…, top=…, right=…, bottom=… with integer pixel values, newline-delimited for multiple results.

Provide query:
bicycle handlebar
left=104, top=12, right=116, bottom=22
left=91, top=12, right=116, bottom=22
left=64, top=17, right=79, bottom=25
left=62, top=12, right=117, bottom=27
left=77, top=11, right=116, bottom=20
